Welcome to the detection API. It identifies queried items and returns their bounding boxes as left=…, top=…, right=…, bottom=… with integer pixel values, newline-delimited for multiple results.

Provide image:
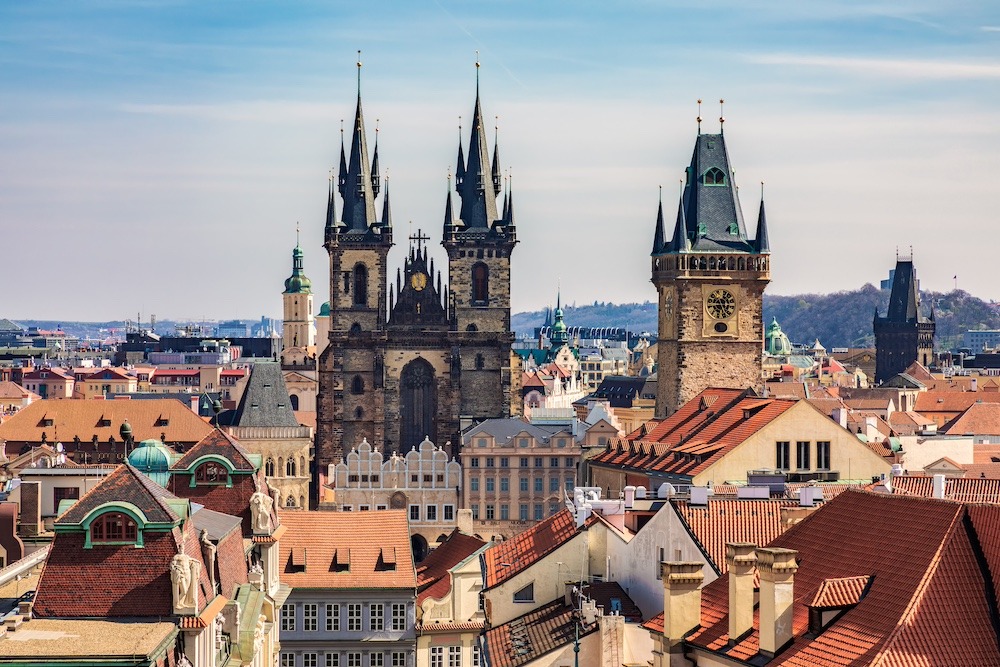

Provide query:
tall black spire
left=381, top=177, right=392, bottom=229
left=339, top=58, right=379, bottom=232
left=754, top=196, right=770, bottom=254
left=371, top=121, right=381, bottom=199
left=670, top=192, right=688, bottom=253
left=678, top=132, right=751, bottom=252
left=652, top=188, right=666, bottom=254
left=456, top=63, right=500, bottom=229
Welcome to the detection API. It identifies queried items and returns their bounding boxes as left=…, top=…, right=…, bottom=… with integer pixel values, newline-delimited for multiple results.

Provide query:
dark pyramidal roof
left=879, top=259, right=932, bottom=324
left=230, top=362, right=299, bottom=428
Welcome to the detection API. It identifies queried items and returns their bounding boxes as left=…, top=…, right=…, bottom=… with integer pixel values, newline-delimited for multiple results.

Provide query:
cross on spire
left=409, top=228, right=431, bottom=251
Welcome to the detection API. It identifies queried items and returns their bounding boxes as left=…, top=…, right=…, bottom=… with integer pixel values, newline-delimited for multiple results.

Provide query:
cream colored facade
left=416, top=543, right=490, bottom=667
left=282, top=369, right=318, bottom=412
left=225, top=424, right=313, bottom=509
left=330, top=438, right=463, bottom=555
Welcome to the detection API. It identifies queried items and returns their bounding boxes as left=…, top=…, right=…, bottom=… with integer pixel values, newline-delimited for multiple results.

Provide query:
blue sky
left=2, top=1, right=999, bottom=321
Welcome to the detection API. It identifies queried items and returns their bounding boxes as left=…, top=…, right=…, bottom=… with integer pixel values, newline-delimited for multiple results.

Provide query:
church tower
left=280, top=233, right=316, bottom=369
left=316, top=61, right=393, bottom=469
left=874, top=257, right=935, bottom=383
left=651, top=125, right=770, bottom=417
left=442, top=65, right=519, bottom=421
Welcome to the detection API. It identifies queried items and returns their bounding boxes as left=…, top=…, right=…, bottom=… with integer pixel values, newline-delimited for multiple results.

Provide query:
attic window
left=513, top=583, right=534, bottom=603
left=41, top=418, right=53, bottom=427
left=703, top=167, right=726, bottom=186
left=376, top=547, right=397, bottom=571
left=332, top=548, right=350, bottom=572
left=97, top=417, right=111, bottom=427
left=195, top=462, right=229, bottom=485
left=155, top=416, right=169, bottom=427
left=728, top=223, right=739, bottom=236
left=290, top=547, right=307, bottom=572
left=698, top=222, right=708, bottom=238
left=91, top=512, right=138, bottom=545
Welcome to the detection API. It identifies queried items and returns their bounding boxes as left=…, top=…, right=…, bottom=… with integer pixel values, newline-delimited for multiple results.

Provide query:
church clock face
left=706, top=289, right=736, bottom=319
left=410, top=272, right=428, bottom=291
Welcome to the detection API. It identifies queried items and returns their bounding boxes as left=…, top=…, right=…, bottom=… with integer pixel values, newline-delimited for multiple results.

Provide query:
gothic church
left=315, top=72, right=520, bottom=473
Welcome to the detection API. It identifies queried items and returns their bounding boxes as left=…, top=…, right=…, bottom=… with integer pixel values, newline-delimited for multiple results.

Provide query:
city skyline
left=2, top=1, right=999, bottom=320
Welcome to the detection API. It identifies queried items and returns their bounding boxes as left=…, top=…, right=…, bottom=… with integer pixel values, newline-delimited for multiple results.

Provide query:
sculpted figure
left=201, top=529, right=217, bottom=591
left=170, top=554, right=193, bottom=609
left=250, top=491, right=274, bottom=532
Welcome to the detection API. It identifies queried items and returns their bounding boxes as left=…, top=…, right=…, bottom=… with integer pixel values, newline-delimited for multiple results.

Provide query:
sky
left=2, top=0, right=999, bottom=322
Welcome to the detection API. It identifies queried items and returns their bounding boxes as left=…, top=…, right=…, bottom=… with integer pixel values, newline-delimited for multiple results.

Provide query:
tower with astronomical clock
left=650, top=115, right=771, bottom=417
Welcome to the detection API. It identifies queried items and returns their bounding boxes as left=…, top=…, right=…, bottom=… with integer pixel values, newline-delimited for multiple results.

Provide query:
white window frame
left=305, top=654, right=318, bottom=667
left=326, top=603, right=340, bottom=631
left=281, top=604, right=296, bottom=632
left=370, top=603, right=384, bottom=631
left=430, top=647, right=444, bottom=667
left=443, top=505, right=454, bottom=521
left=348, top=603, right=362, bottom=631
left=348, top=654, right=362, bottom=667
left=409, top=505, right=420, bottom=522
left=426, top=505, right=437, bottom=521
left=448, top=646, right=461, bottom=667
left=327, top=654, right=340, bottom=667
left=304, top=603, right=318, bottom=631
left=391, top=603, right=406, bottom=631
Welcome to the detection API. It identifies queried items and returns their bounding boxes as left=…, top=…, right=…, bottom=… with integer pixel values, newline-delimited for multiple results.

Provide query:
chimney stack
left=932, top=474, right=946, bottom=499
left=757, top=547, right=799, bottom=657
left=660, top=562, right=705, bottom=657
left=726, top=543, right=757, bottom=642
left=624, top=486, right=636, bottom=509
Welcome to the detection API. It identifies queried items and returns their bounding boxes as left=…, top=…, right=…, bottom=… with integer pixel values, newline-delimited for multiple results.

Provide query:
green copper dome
left=318, top=301, right=331, bottom=317
left=283, top=245, right=313, bottom=295
left=127, top=439, right=175, bottom=487
left=764, top=317, right=792, bottom=356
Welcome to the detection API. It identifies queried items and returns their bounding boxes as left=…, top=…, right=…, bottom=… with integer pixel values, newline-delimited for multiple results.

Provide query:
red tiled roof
left=277, top=510, right=416, bottom=590
left=416, top=530, right=486, bottom=605
left=172, top=428, right=257, bottom=472
left=672, top=499, right=797, bottom=574
left=808, top=575, right=871, bottom=609
left=482, top=599, right=597, bottom=667
left=889, top=476, right=1000, bottom=503
left=677, top=490, right=1000, bottom=666
left=915, top=390, right=1000, bottom=414
left=482, top=508, right=584, bottom=590
left=58, top=464, right=180, bottom=525
left=590, top=389, right=796, bottom=479
left=944, top=401, right=1000, bottom=436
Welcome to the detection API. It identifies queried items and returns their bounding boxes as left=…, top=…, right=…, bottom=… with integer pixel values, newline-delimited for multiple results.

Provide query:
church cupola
left=283, top=235, right=312, bottom=295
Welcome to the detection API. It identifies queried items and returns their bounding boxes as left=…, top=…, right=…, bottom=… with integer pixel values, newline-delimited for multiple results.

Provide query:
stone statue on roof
left=250, top=490, right=274, bottom=533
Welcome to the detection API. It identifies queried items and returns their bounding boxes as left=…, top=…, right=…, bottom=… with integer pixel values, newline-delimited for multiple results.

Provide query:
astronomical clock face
left=410, top=272, right=428, bottom=291
left=706, top=289, right=736, bottom=319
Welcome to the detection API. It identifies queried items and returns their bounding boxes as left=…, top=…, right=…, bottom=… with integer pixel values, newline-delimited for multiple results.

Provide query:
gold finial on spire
left=296, top=221, right=300, bottom=246
left=375, top=118, right=380, bottom=134
left=697, top=99, right=702, bottom=133
left=475, top=50, right=481, bottom=92
left=340, top=119, right=344, bottom=137
left=719, top=98, right=725, bottom=130
left=659, top=184, right=663, bottom=201
left=356, top=50, right=362, bottom=93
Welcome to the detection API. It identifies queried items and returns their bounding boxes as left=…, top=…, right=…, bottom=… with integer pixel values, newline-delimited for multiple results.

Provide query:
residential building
left=329, top=437, right=462, bottom=561
left=651, top=127, right=771, bottom=417
left=0, top=381, right=38, bottom=415
left=588, top=388, right=892, bottom=493
left=316, top=74, right=519, bottom=472
left=576, top=376, right=655, bottom=435
left=277, top=510, right=418, bottom=667
left=75, top=366, right=138, bottom=398
left=874, top=256, right=935, bottom=384
left=460, top=418, right=581, bottom=539
left=20, top=366, right=74, bottom=399
left=964, top=329, right=1000, bottom=354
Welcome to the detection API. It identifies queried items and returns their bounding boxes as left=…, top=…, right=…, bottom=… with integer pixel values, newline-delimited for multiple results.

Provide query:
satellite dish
left=55, top=442, right=64, bottom=453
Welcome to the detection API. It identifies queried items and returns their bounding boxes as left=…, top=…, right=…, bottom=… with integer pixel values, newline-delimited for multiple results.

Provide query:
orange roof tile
left=277, top=510, right=416, bottom=590
left=914, top=390, right=1000, bottom=414
left=482, top=508, right=583, bottom=590
left=808, top=575, right=871, bottom=609
left=889, top=475, right=1000, bottom=503
left=416, top=530, right=486, bottom=605
left=944, top=401, right=1000, bottom=436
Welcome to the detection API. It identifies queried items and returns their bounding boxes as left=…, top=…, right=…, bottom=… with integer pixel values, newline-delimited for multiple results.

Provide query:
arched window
left=353, top=264, right=368, bottom=307
left=466, top=324, right=478, bottom=332
left=472, top=263, right=489, bottom=305
left=349, top=323, right=363, bottom=336
left=91, top=512, right=138, bottom=543
left=286, top=496, right=296, bottom=508
left=703, top=167, right=726, bottom=185
left=265, top=457, right=275, bottom=476
left=277, top=457, right=284, bottom=477
left=351, top=375, right=364, bottom=395
left=355, top=406, right=364, bottom=420
left=286, top=458, right=297, bottom=477
left=195, top=461, right=228, bottom=484
left=289, top=394, right=299, bottom=411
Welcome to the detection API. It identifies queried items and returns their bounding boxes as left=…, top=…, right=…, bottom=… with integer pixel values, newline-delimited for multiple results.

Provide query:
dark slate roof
left=172, top=429, right=258, bottom=472
left=879, top=259, right=931, bottom=323
left=58, top=464, right=181, bottom=525
left=581, top=582, right=643, bottom=622
left=664, top=133, right=757, bottom=254
left=590, top=376, right=647, bottom=408
left=339, top=93, right=379, bottom=232
left=191, top=507, right=244, bottom=542
left=230, top=362, right=299, bottom=428
left=465, top=418, right=570, bottom=445
left=456, top=91, right=501, bottom=230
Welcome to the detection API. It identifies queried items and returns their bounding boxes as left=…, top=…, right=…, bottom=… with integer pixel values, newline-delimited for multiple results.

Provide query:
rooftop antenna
left=696, top=99, right=702, bottom=134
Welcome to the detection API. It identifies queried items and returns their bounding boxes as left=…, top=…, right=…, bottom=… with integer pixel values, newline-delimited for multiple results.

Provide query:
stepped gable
left=648, top=489, right=1000, bottom=666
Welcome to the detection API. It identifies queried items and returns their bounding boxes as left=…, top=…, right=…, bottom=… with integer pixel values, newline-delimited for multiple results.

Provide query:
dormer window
left=91, top=512, right=138, bottom=544
left=195, top=461, right=228, bottom=484
left=97, top=417, right=111, bottom=427
left=703, top=167, right=726, bottom=185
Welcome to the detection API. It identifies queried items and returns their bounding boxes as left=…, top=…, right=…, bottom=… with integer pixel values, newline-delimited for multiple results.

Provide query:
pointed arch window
left=353, top=264, right=368, bottom=307
left=472, top=263, right=489, bottom=305
left=703, top=167, right=726, bottom=186
left=351, top=375, right=365, bottom=395
left=265, top=457, right=275, bottom=477
left=286, top=458, right=297, bottom=477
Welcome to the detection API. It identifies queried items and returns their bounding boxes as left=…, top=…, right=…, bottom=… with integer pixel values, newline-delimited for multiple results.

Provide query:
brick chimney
left=726, top=543, right=757, bottom=643
left=661, top=562, right=704, bottom=657
left=757, top=547, right=799, bottom=657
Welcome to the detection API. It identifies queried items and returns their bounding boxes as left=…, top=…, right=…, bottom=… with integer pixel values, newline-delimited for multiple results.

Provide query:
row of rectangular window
left=429, top=645, right=480, bottom=667
left=469, top=476, right=574, bottom=493
left=471, top=502, right=561, bottom=521
left=408, top=505, right=455, bottom=522
left=775, top=441, right=831, bottom=470
left=281, top=603, right=407, bottom=632
left=469, top=457, right=575, bottom=468
left=473, top=437, right=571, bottom=448
left=281, top=651, right=410, bottom=667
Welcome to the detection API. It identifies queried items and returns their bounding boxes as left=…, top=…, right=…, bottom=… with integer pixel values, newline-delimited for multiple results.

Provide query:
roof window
left=703, top=167, right=726, bottom=186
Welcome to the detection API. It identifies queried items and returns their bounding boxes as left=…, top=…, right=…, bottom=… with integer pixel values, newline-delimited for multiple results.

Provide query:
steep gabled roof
left=482, top=508, right=588, bottom=589
left=943, top=401, right=1000, bottom=436
left=416, top=529, right=487, bottom=605
left=58, top=464, right=183, bottom=526
left=172, top=428, right=258, bottom=472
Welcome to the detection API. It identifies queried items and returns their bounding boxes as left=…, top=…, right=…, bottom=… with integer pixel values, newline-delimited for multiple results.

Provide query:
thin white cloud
left=748, top=53, right=1000, bottom=79
left=981, top=26, right=1000, bottom=32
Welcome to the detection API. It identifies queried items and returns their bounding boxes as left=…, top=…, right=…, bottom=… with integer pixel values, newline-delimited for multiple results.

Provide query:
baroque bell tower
left=651, top=116, right=770, bottom=417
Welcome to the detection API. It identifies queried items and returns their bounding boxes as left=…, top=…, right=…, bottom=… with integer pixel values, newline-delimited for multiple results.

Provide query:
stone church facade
left=651, top=127, right=771, bottom=417
left=315, top=75, right=520, bottom=476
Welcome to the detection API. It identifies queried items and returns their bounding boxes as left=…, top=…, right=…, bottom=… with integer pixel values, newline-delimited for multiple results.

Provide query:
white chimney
left=932, top=474, right=946, bottom=500
left=798, top=487, right=814, bottom=507
left=972, top=378, right=978, bottom=391
left=690, top=486, right=709, bottom=506
left=726, top=543, right=757, bottom=642
left=623, top=486, right=636, bottom=509
left=576, top=502, right=593, bottom=528
left=832, top=407, right=848, bottom=429
left=657, top=482, right=674, bottom=499
left=757, top=547, right=799, bottom=657
left=635, top=486, right=647, bottom=499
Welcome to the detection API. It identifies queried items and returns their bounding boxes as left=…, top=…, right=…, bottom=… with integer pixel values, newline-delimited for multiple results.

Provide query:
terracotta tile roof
left=581, top=582, right=642, bottom=622
left=521, top=372, right=546, bottom=389
left=58, top=464, right=181, bottom=525
left=902, top=361, right=936, bottom=384
left=419, top=620, right=486, bottom=633
left=482, top=599, right=597, bottom=667
left=808, top=575, right=872, bottom=609
left=671, top=499, right=797, bottom=574
left=914, top=390, right=1000, bottom=414
left=482, top=508, right=584, bottom=590
left=277, top=510, right=416, bottom=590
left=675, top=490, right=1000, bottom=666
left=959, top=463, right=1000, bottom=479
left=0, top=381, right=32, bottom=400
left=172, top=428, right=257, bottom=471
left=843, top=398, right=892, bottom=411
left=590, top=389, right=797, bottom=479
left=944, top=401, right=1000, bottom=436
left=889, top=475, right=1000, bottom=503
left=0, top=398, right=213, bottom=446
left=416, top=529, right=486, bottom=605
